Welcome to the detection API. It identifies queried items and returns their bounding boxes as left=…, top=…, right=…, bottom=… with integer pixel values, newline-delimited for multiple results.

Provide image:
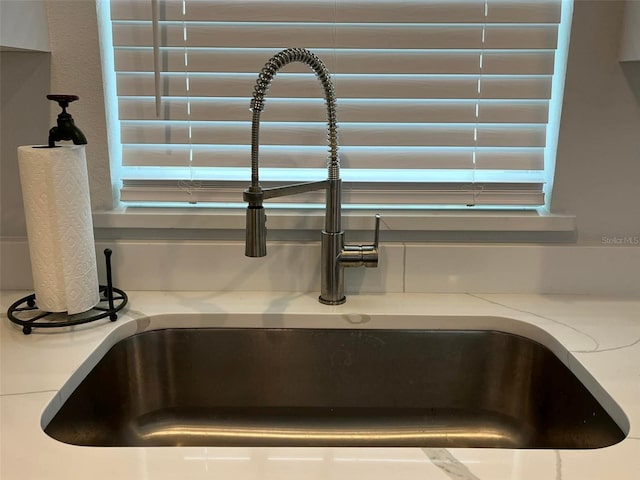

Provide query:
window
left=103, top=0, right=572, bottom=209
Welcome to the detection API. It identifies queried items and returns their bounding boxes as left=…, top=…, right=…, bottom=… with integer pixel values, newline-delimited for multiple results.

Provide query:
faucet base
left=318, top=295, right=346, bottom=306
left=320, top=231, right=345, bottom=305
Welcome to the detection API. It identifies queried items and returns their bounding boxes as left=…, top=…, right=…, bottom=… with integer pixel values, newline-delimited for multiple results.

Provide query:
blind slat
left=118, top=97, right=549, bottom=124
left=111, top=0, right=560, bottom=23
left=113, top=23, right=558, bottom=50
left=117, top=73, right=553, bottom=100
left=111, top=0, right=491, bottom=23
left=115, top=48, right=556, bottom=75
left=121, top=122, right=547, bottom=148
left=487, top=0, right=561, bottom=23
left=120, top=178, right=545, bottom=206
left=122, top=145, right=543, bottom=170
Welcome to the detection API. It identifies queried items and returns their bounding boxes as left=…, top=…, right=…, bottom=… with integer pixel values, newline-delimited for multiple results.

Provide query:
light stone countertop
left=1, top=291, right=639, bottom=480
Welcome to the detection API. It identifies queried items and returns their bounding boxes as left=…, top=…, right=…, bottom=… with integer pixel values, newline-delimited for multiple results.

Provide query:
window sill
left=93, top=206, right=576, bottom=243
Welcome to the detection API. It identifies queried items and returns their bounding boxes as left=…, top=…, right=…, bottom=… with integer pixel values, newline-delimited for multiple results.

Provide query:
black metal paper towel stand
left=6, top=249, right=128, bottom=335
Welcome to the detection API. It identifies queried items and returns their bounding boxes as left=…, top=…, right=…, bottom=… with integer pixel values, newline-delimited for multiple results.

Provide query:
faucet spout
left=244, top=48, right=379, bottom=304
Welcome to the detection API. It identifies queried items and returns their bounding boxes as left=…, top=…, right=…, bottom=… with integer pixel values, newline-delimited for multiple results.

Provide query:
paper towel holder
left=6, top=249, right=128, bottom=335
left=46, top=94, right=88, bottom=148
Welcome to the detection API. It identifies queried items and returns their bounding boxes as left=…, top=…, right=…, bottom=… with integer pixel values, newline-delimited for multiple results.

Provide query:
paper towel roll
left=18, top=145, right=100, bottom=314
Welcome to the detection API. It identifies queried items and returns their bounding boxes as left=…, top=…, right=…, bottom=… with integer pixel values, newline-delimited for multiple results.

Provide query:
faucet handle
left=365, top=213, right=381, bottom=268
left=341, top=213, right=381, bottom=268
left=373, top=213, right=381, bottom=250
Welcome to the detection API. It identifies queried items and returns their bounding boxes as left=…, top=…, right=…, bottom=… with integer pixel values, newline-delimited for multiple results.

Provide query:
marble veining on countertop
left=1, top=291, right=639, bottom=480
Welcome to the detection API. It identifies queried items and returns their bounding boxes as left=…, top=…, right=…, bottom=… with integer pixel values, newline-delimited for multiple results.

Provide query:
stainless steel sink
left=44, top=327, right=626, bottom=448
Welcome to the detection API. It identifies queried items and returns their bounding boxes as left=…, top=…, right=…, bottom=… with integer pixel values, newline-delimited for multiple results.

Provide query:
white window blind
left=108, top=0, right=569, bottom=207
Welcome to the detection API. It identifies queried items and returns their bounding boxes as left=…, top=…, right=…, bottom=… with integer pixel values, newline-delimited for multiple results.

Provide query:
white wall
left=0, top=0, right=49, bottom=52
left=551, top=0, right=640, bottom=244
left=1, top=0, right=639, bottom=294
left=0, top=51, right=50, bottom=238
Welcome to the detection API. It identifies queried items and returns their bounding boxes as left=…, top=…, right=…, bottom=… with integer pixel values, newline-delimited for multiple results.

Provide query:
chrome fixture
left=243, top=48, right=379, bottom=305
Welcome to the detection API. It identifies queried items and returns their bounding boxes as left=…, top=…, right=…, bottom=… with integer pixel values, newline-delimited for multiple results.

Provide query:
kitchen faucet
left=243, top=48, right=380, bottom=305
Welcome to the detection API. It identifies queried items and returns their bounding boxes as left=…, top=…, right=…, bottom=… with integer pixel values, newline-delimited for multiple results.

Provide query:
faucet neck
left=325, top=178, right=342, bottom=234
left=249, top=48, right=340, bottom=189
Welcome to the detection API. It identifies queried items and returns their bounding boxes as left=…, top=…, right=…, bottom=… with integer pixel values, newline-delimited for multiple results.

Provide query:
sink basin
left=44, top=326, right=626, bottom=448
